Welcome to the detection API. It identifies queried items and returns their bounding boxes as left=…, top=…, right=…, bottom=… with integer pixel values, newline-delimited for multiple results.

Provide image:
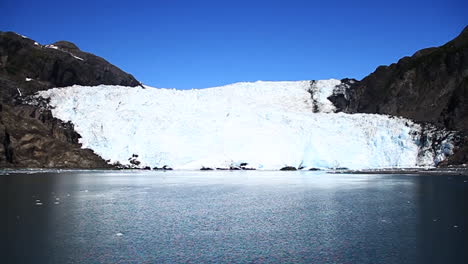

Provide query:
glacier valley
left=36, top=79, right=456, bottom=170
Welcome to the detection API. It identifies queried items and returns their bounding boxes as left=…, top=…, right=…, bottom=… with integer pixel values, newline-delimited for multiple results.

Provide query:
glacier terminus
left=37, top=79, right=456, bottom=170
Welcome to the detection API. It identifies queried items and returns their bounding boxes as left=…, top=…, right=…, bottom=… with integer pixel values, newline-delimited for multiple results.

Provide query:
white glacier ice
left=37, top=80, right=447, bottom=170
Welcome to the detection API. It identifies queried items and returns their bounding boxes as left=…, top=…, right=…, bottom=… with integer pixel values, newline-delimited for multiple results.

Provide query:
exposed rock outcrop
left=280, top=166, right=297, bottom=171
left=0, top=103, right=111, bottom=168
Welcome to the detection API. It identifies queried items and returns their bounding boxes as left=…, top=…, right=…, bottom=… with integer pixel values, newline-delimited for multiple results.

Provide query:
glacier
left=37, top=79, right=453, bottom=170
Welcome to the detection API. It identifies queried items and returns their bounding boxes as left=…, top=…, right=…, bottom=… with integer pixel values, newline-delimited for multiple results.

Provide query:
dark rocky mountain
left=329, top=26, right=468, bottom=165
left=0, top=31, right=140, bottom=168
left=0, top=31, right=140, bottom=101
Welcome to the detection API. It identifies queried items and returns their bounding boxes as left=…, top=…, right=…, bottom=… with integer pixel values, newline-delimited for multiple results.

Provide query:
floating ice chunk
left=116, top=232, right=124, bottom=236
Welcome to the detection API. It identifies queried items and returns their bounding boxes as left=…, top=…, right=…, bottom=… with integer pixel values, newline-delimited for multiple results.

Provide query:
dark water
left=2, top=170, right=468, bottom=264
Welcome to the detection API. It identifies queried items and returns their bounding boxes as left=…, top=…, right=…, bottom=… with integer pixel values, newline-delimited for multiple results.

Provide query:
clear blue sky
left=2, top=0, right=466, bottom=89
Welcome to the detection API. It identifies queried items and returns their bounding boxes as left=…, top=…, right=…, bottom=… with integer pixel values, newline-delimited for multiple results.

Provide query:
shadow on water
left=415, top=174, right=468, bottom=263
left=4, top=172, right=58, bottom=263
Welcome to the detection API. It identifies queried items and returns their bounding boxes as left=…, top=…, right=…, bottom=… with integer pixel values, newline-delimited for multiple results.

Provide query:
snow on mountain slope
left=37, top=80, right=447, bottom=170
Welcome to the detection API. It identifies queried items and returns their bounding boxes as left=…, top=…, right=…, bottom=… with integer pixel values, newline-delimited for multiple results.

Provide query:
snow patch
left=15, top=33, right=29, bottom=39
left=45, top=44, right=59, bottom=50
left=71, top=54, right=84, bottom=61
left=44, top=44, right=84, bottom=61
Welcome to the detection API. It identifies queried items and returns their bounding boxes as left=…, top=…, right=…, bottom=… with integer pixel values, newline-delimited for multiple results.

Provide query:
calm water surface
left=2, top=170, right=468, bottom=263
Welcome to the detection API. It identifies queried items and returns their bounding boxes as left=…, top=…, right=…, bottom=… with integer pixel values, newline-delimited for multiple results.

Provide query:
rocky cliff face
left=0, top=103, right=112, bottom=168
left=0, top=31, right=140, bottom=168
left=328, top=26, right=468, bottom=165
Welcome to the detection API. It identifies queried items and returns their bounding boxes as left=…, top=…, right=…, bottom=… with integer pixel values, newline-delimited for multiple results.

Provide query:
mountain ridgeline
left=0, top=32, right=140, bottom=100
left=0, top=26, right=467, bottom=168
